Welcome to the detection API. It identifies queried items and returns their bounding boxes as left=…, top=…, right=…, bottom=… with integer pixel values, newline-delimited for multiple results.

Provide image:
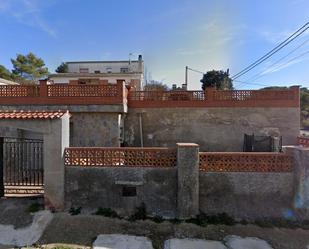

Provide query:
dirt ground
left=0, top=198, right=309, bottom=249
left=38, top=213, right=309, bottom=249
left=0, top=197, right=43, bottom=228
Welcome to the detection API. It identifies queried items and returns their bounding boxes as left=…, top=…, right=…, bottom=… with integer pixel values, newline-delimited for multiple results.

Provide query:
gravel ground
left=38, top=213, right=309, bottom=249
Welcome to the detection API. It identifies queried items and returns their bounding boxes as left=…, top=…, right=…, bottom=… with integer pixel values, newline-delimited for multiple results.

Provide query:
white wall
left=68, top=61, right=143, bottom=74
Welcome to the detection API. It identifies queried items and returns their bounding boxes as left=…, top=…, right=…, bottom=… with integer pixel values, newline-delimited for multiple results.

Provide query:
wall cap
left=176, top=143, right=199, bottom=147
left=115, top=180, right=143, bottom=186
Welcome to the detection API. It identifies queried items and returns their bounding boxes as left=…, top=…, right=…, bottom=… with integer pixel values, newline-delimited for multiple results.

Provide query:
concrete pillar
left=284, top=146, right=309, bottom=212
left=43, top=114, right=70, bottom=211
left=176, top=143, right=199, bottom=219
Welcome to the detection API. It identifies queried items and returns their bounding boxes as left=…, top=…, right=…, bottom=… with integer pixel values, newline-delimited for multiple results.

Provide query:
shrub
left=28, top=202, right=43, bottom=213
left=128, top=203, right=147, bottom=221
left=186, top=212, right=235, bottom=226
left=95, top=208, right=120, bottom=218
left=69, top=206, right=81, bottom=215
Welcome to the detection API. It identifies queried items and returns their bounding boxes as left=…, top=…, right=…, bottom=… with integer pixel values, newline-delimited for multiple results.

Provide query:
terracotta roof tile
left=0, top=110, right=69, bottom=119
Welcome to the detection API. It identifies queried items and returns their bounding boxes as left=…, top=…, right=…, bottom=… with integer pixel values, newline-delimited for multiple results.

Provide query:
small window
left=122, top=186, right=136, bottom=197
left=94, top=70, right=100, bottom=74
left=79, top=68, right=89, bottom=73
left=120, top=67, right=129, bottom=73
left=106, top=67, right=112, bottom=73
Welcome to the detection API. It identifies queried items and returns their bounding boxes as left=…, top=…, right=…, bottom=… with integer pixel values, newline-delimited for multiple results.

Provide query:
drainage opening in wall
left=122, top=186, right=137, bottom=197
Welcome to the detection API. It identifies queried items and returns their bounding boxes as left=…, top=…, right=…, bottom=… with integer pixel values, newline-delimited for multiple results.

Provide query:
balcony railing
left=0, top=81, right=124, bottom=105
left=0, top=82, right=300, bottom=108
left=128, top=87, right=300, bottom=108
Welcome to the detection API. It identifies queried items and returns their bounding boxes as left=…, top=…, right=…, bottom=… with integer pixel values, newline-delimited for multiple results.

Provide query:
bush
left=69, top=207, right=81, bottom=215
left=150, top=215, right=164, bottom=223
left=95, top=208, right=120, bottom=218
left=128, top=203, right=147, bottom=221
left=28, top=202, right=43, bottom=213
left=186, top=212, right=235, bottom=226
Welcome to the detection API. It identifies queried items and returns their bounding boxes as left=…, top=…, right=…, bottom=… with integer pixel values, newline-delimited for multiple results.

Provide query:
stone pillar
left=176, top=143, right=199, bottom=219
left=284, top=146, right=309, bottom=212
left=43, top=113, right=70, bottom=211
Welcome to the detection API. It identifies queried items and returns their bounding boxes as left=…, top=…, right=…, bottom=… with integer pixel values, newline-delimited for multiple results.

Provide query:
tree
left=200, top=70, right=233, bottom=90
left=55, top=62, right=68, bottom=73
left=0, top=65, right=13, bottom=80
left=144, top=80, right=169, bottom=91
left=11, top=52, right=49, bottom=81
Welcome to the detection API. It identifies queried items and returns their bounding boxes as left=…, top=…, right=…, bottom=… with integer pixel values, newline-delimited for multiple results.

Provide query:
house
left=48, top=55, right=144, bottom=90
left=0, top=77, right=19, bottom=85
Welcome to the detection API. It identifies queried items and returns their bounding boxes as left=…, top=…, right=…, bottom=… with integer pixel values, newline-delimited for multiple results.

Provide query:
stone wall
left=70, top=113, right=121, bottom=147
left=65, top=167, right=177, bottom=217
left=199, top=172, right=294, bottom=220
left=124, top=107, right=300, bottom=151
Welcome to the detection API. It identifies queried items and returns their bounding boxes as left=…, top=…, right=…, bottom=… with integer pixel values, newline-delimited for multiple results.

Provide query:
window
left=94, top=70, right=101, bottom=74
left=120, top=67, right=129, bottom=73
left=106, top=67, right=112, bottom=73
left=79, top=68, right=89, bottom=73
left=122, top=186, right=137, bottom=197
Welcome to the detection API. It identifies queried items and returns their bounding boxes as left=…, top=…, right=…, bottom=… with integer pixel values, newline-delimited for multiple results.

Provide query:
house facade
left=48, top=55, right=144, bottom=90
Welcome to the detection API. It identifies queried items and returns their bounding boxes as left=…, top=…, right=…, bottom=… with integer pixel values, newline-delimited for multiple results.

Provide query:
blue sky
left=0, top=0, right=308, bottom=89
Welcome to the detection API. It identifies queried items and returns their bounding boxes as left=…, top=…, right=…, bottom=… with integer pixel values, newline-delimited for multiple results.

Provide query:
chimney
left=137, top=54, right=144, bottom=74
left=172, top=84, right=177, bottom=90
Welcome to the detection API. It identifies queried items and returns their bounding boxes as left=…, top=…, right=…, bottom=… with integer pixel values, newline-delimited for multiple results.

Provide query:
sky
left=0, top=0, right=308, bottom=90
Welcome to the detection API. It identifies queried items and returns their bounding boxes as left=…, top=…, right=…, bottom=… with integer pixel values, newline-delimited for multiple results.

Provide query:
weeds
left=128, top=203, right=147, bottom=221
left=69, top=207, right=82, bottom=215
left=28, top=202, right=43, bottom=213
left=95, top=207, right=120, bottom=218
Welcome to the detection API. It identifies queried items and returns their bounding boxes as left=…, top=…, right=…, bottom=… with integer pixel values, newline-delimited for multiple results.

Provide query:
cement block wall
left=124, top=107, right=300, bottom=151
left=70, top=113, right=121, bottom=147
left=199, top=172, right=294, bottom=220
left=65, top=167, right=177, bottom=217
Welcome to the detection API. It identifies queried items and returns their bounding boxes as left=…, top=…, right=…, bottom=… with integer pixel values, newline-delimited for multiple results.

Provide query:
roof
left=48, top=72, right=143, bottom=78
left=66, top=60, right=141, bottom=64
left=0, top=78, right=20, bottom=85
left=0, top=110, right=69, bottom=119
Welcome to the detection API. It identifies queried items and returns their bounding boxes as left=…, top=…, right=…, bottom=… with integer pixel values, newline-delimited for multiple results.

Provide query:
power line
left=262, top=49, right=309, bottom=73
left=233, top=80, right=269, bottom=87
left=231, top=22, right=309, bottom=80
left=248, top=38, right=309, bottom=82
left=234, top=50, right=309, bottom=88
left=187, top=67, right=204, bottom=74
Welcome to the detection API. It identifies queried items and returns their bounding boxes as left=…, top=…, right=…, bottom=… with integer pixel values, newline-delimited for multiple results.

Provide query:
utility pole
left=185, top=66, right=188, bottom=86
left=184, top=66, right=204, bottom=89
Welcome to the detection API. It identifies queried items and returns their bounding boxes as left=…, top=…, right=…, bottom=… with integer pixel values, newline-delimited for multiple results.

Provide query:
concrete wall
left=199, top=172, right=294, bottom=220
left=124, top=107, right=300, bottom=151
left=65, top=167, right=177, bottom=217
left=70, top=113, right=121, bottom=147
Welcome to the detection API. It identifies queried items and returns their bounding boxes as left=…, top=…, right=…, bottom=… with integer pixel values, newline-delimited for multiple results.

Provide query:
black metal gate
left=1, top=138, right=44, bottom=196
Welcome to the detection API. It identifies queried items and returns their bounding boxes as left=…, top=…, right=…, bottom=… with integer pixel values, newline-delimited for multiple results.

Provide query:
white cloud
left=0, top=0, right=57, bottom=38
left=260, top=28, right=309, bottom=44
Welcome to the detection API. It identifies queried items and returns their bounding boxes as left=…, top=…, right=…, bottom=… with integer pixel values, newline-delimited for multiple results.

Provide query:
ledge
left=115, top=180, right=143, bottom=186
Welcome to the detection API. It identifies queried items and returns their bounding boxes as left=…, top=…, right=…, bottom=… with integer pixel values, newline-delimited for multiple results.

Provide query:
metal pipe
left=139, top=113, right=144, bottom=147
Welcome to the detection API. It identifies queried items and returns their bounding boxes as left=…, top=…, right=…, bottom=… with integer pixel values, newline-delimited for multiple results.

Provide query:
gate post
left=176, top=143, right=199, bottom=219
left=0, top=137, right=4, bottom=197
